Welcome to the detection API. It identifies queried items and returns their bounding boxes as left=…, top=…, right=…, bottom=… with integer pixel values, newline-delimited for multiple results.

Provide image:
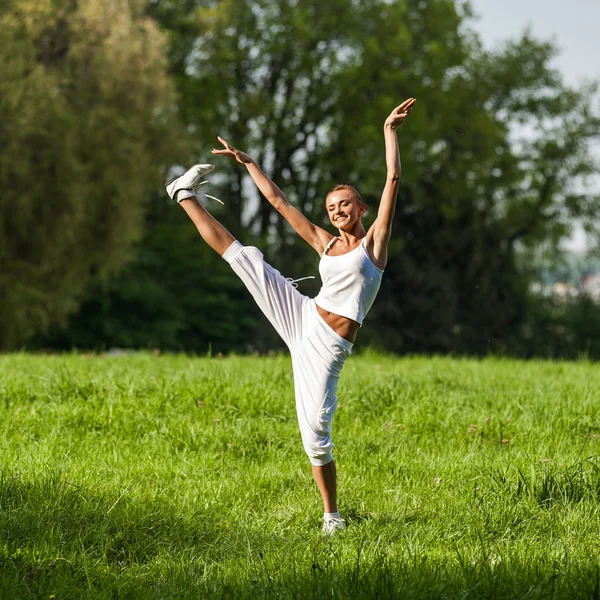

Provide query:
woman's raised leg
left=166, top=163, right=235, bottom=256
left=179, top=198, right=235, bottom=257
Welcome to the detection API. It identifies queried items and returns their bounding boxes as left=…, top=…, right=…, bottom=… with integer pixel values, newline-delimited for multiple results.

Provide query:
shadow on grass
left=1, top=472, right=599, bottom=599
left=203, top=562, right=600, bottom=600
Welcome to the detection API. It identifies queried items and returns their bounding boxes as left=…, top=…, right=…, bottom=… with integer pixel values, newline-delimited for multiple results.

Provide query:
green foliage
left=513, top=294, right=600, bottom=360
left=0, top=0, right=186, bottom=348
left=32, top=195, right=264, bottom=353
left=10, top=0, right=600, bottom=356
left=144, top=0, right=600, bottom=356
left=1, top=353, right=600, bottom=597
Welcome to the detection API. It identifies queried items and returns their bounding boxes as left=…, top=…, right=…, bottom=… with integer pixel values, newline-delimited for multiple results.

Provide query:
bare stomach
left=315, top=304, right=360, bottom=343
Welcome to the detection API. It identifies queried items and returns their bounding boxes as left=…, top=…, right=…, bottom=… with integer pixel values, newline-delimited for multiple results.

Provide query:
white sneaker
left=322, top=517, right=346, bottom=534
left=165, top=163, right=215, bottom=202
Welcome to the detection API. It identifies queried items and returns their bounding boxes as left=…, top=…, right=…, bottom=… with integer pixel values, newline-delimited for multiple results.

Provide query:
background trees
left=5, top=0, right=600, bottom=356
left=0, top=0, right=185, bottom=348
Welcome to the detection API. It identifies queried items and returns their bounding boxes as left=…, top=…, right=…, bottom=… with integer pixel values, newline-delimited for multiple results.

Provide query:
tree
left=147, top=0, right=599, bottom=355
left=0, top=0, right=186, bottom=349
left=363, top=32, right=600, bottom=354
left=33, top=194, right=263, bottom=353
left=39, top=0, right=600, bottom=356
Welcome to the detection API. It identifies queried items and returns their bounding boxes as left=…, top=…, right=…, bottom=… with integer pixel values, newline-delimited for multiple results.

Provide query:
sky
left=469, top=0, right=600, bottom=252
left=469, top=0, right=600, bottom=87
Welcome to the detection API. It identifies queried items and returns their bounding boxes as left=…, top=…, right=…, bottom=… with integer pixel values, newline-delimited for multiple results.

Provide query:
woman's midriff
left=315, top=304, right=360, bottom=343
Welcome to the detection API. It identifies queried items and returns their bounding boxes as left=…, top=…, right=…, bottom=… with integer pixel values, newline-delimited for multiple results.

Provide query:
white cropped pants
left=222, top=241, right=353, bottom=466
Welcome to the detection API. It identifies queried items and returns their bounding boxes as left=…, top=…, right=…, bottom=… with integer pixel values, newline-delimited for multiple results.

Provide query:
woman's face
left=326, top=190, right=366, bottom=230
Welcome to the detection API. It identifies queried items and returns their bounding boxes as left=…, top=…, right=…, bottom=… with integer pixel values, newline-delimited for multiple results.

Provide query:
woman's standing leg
left=312, top=461, right=338, bottom=513
left=292, top=299, right=352, bottom=532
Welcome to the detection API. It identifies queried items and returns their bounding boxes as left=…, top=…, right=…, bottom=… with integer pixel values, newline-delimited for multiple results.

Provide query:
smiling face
left=326, top=187, right=367, bottom=231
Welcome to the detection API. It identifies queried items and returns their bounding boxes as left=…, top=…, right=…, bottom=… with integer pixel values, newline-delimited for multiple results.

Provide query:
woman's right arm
left=212, top=137, right=331, bottom=254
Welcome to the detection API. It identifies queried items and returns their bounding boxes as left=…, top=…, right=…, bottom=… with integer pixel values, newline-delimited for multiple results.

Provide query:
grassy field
left=1, top=352, right=599, bottom=599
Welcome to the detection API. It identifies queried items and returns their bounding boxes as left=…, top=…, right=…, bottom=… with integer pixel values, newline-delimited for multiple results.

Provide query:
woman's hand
left=211, top=136, right=253, bottom=164
left=384, top=98, right=416, bottom=130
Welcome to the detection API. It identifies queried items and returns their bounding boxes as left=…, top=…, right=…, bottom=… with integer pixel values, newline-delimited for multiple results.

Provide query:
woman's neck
left=336, top=222, right=366, bottom=246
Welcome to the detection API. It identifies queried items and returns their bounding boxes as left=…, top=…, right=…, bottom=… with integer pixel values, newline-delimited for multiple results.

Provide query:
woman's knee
left=299, top=389, right=337, bottom=464
left=303, top=432, right=334, bottom=466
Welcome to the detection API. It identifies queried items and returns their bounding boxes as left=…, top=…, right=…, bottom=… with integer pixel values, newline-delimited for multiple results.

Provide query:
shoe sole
left=165, top=163, right=215, bottom=188
left=165, top=164, right=215, bottom=202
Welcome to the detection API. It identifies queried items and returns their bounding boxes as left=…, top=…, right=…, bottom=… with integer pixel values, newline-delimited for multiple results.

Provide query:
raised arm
left=368, top=98, right=415, bottom=267
left=211, top=137, right=331, bottom=254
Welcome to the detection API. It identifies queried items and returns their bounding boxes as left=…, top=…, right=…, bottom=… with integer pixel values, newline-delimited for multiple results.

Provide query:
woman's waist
left=314, top=303, right=360, bottom=344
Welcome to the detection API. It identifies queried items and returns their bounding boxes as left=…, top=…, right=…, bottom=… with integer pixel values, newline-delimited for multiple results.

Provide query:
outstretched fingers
left=211, top=136, right=254, bottom=164
left=396, top=98, right=416, bottom=115
left=217, top=135, right=231, bottom=148
left=392, top=98, right=416, bottom=122
left=384, top=98, right=416, bottom=129
left=211, top=136, right=236, bottom=156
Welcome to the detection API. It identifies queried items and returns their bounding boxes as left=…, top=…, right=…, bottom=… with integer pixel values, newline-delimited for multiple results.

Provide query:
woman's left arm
left=368, top=98, right=415, bottom=268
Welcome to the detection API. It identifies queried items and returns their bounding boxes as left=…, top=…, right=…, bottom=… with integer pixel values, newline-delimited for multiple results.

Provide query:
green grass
left=1, top=352, right=600, bottom=599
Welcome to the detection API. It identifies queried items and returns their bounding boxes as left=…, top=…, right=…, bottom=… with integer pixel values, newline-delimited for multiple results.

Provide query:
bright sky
left=469, top=0, right=600, bottom=252
left=469, top=0, right=600, bottom=86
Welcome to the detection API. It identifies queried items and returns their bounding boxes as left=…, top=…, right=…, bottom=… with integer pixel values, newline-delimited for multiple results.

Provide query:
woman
left=166, top=98, right=415, bottom=532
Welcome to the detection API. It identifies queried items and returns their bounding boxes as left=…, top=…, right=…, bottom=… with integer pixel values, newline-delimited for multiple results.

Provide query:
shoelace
left=194, top=180, right=224, bottom=205
left=286, top=276, right=315, bottom=288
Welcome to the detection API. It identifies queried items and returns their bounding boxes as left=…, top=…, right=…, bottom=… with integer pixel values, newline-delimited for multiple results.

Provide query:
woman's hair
left=327, top=184, right=368, bottom=212
left=327, top=184, right=363, bottom=203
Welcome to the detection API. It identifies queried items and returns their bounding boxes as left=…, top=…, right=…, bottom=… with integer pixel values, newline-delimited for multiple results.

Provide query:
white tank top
left=314, top=236, right=384, bottom=325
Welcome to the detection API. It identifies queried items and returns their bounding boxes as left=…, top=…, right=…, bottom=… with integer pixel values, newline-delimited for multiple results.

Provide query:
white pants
left=222, top=241, right=353, bottom=466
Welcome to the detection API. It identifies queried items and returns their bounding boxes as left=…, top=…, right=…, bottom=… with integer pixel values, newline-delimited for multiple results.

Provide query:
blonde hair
left=327, top=184, right=367, bottom=213
left=328, top=184, right=363, bottom=202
